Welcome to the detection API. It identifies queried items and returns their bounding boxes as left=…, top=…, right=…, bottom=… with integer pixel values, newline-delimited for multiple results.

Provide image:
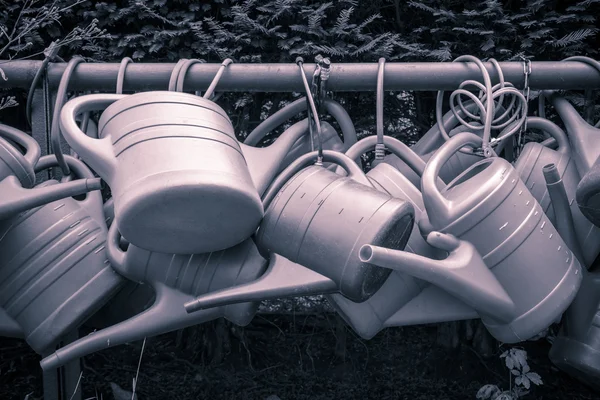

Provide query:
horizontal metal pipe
left=0, top=60, right=599, bottom=92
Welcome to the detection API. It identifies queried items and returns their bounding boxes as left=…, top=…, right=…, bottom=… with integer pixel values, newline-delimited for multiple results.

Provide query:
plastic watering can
left=417, top=132, right=582, bottom=342
left=545, top=91, right=600, bottom=177
left=0, top=124, right=103, bottom=220
left=549, top=268, right=600, bottom=391
left=326, top=136, right=475, bottom=339
left=182, top=150, right=415, bottom=314
left=39, top=222, right=276, bottom=371
left=244, top=97, right=357, bottom=172
left=59, top=91, right=312, bottom=254
left=514, top=117, right=600, bottom=267
left=0, top=155, right=123, bottom=354
left=576, top=156, right=600, bottom=229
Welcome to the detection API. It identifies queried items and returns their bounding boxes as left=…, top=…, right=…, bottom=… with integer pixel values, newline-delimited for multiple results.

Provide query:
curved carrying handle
left=106, top=220, right=126, bottom=272
left=35, top=154, right=104, bottom=219
left=527, top=117, right=570, bottom=155
left=59, top=93, right=126, bottom=180
left=0, top=123, right=41, bottom=172
left=261, top=150, right=372, bottom=210
left=421, top=132, right=483, bottom=225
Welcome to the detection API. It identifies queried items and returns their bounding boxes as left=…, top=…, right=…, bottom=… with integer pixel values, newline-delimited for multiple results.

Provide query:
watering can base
left=116, top=170, right=264, bottom=254
left=549, top=337, right=600, bottom=391
left=481, top=257, right=582, bottom=343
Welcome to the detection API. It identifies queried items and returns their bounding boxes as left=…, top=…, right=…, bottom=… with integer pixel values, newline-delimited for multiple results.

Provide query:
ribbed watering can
left=59, top=91, right=313, bottom=254
left=39, top=222, right=274, bottom=370
left=413, top=132, right=582, bottom=342
left=182, top=150, right=416, bottom=315
left=514, top=117, right=600, bottom=267
left=0, top=123, right=102, bottom=220
left=0, top=155, right=123, bottom=354
left=326, top=136, right=475, bottom=339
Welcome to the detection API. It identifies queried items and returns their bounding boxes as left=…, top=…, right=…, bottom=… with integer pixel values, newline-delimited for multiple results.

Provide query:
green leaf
left=476, top=384, right=501, bottom=399
left=526, top=372, right=543, bottom=385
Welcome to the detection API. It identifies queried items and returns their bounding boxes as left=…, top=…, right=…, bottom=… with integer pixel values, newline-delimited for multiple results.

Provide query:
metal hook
left=516, top=56, right=532, bottom=157
left=296, top=57, right=324, bottom=165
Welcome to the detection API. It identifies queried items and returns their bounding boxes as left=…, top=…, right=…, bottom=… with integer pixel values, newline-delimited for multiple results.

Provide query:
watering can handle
left=59, top=94, right=126, bottom=180
left=526, top=117, right=570, bottom=155
left=34, top=154, right=104, bottom=217
left=106, top=220, right=126, bottom=270
left=262, top=149, right=371, bottom=209
left=0, top=123, right=41, bottom=171
left=421, top=131, right=483, bottom=224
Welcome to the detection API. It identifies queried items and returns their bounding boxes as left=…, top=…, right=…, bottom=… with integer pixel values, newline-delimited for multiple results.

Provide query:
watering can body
left=420, top=132, right=582, bottom=343
left=515, top=117, right=600, bottom=267
left=40, top=226, right=268, bottom=370
left=255, top=156, right=415, bottom=303
left=549, top=270, right=600, bottom=391
left=60, top=91, right=264, bottom=254
left=0, top=155, right=123, bottom=353
left=327, top=162, right=456, bottom=339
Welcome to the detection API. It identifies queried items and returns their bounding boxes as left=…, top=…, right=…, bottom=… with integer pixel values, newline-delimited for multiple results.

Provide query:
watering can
left=415, top=132, right=582, bottom=342
left=244, top=97, right=357, bottom=171
left=59, top=91, right=313, bottom=254
left=545, top=91, right=600, bottom=177
left=182, top=150, right=415, bottom=315
left=544, top=161, right=600, bottom=390
left=514, top=117, right=600, bottom=267
left=39, top=223, right=278, bottom=371
left=0, top=155, right=123, bottom=354
left=326, top=136, right=475, bottom=339
left=0, top=124, right=103, bottom=220
left=549, top=268, right=600, bottom=391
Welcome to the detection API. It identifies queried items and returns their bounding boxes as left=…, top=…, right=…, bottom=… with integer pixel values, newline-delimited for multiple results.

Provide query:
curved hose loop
left=116, top=57, right=133, bottom=94
left=176, top=59, right=205, bottom=95
left=436, top=56, right=528, bottom=157
left=51, top=56, right=87, bottom=177
left=375, top=57, right=386, bottom=161
left=296, top=57, right=323, bottom=165
left=203, top=58, right=233, bottom=100
left=168, top=59, right=189, bottom=91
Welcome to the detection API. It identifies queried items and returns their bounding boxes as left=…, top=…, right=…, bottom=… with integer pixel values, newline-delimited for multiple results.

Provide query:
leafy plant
left=476, top=348, right=543, bottom=400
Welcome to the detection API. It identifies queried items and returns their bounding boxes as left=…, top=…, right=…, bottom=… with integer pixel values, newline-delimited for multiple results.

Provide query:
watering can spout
left=184, top=253, right=337, bottom=314
left=359, top=232, right=516, bottom=323
left=0, top=175, right=102, bottom=220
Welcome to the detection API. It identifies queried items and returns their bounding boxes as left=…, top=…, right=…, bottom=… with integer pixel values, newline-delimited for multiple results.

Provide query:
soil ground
left=1, top=314, right=598, bottom=400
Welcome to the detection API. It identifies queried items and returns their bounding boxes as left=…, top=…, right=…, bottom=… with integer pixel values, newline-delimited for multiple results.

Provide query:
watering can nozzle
left=184, top=253, right=337, bottom=314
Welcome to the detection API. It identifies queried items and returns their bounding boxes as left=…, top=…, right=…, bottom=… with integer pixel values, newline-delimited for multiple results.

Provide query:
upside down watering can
left=59, top=91, right=312, bottom=254
left=182, top=150, right=415, bottom=314
left=514, top=117, right=600, bottom=267
left=40, top=224, right=275, bottom=370
left=326, top=136, right=474, bottom=339
left=0, top=155, right=123, bottom=354
left=416, top=132, right=583, bottom=342
left=0, top=124, right=102, bottom=220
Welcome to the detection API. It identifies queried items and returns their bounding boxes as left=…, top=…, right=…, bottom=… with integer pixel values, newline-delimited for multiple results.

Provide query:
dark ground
left=0, top=314, right=598, bottom=400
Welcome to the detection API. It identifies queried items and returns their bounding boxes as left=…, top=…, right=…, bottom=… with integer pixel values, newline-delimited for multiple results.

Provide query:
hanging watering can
left=545, top=91, right=600, bottom=177
left=0, top=124, right=103, bottom=220
left=514, top=117, right=600, bottom=267
left=0, top=122, right=41, bottom=189
left=415, top=132, right=582, bottom=342
left=39, top=223, right=276, bottom=370
left=59, top=91, right=312, bottom=254
left=182, top=150, right=415, bottom=314
left=0, top=155, right=123, bottom=354
left=326, top=136, right=475, bottom=339
left=244, top=97, right=357, bottom=172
